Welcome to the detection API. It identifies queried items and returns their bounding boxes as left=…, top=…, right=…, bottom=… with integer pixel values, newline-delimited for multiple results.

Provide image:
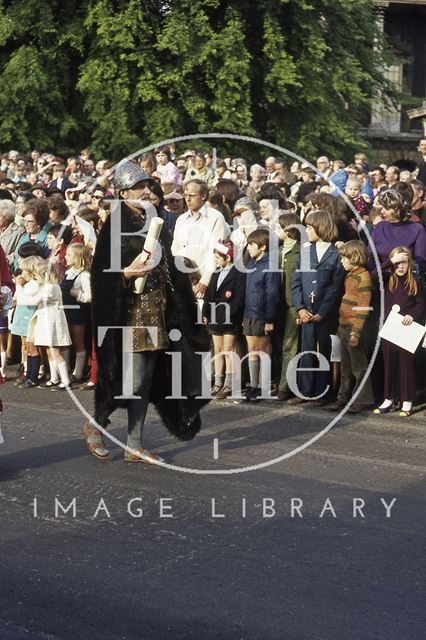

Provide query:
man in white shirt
left=171, top=179, right=230, bottom=298
left=264, top=156, right=276, bottom=181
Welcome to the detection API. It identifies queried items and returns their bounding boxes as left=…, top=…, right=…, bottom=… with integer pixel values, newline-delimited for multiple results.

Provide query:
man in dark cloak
left=83, top=161, right=210, bottom=464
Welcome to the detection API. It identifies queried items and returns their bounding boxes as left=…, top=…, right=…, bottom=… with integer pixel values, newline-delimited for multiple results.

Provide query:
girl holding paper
left=374, top=246, right=424, bottom=417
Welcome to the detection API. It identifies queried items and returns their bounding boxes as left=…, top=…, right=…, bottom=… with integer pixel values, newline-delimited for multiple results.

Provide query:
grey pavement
left=0, top=379, right=425, bottom=640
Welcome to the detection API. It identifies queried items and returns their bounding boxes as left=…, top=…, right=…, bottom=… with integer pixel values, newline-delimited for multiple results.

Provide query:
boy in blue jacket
left=243, top=228, right=281, bottom=401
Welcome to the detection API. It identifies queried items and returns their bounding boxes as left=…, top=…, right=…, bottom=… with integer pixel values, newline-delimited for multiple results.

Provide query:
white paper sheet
left=379, top=305, right=426, bottom=353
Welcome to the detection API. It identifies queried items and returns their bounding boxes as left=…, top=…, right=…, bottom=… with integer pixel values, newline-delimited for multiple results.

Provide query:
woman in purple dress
left=368, top=189, right=426, bottom=278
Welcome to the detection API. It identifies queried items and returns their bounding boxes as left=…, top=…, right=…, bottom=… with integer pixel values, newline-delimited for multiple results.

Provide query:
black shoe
left=242, top=386, right=254, bottom=402
left=250, top=388, right=262, bottom=402
left=50, top=383, right=69, bottom=391
left=38, top=381, right=59, bottom=389
left=21, top=379, right=36, bottom=388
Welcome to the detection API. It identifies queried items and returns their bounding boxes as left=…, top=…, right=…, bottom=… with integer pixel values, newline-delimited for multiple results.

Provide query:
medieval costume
left=84, top=162, right=210, bottom=463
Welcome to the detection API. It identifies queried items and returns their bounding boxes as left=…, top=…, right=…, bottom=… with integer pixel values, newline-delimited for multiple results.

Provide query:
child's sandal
left=373, top=404, right=395, bottom=415
left=399, top=410, right=412, bottom=418
left=210, top=385, right=223, bottom=396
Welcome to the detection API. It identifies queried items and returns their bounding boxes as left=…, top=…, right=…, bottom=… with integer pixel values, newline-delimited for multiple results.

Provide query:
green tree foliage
left=0, top=0, right=397, bottom=159
left=0, top=0, right=86, bottom=153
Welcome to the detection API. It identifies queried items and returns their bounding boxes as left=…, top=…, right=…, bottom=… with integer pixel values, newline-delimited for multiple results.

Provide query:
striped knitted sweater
left=339, top=266, right=373, bottom=337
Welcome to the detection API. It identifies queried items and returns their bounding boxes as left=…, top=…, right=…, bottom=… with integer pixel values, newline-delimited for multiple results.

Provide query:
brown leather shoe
left=287, top=396, right=309, bottom=406
left=348, top=404, right=373, bottom=414
left=124, top=447, right=165, bottom=465
left=210, top=385, right=223, bottom=397
left=327, top=401, right=345, bottom=411
left=310, top=398, right=330, bottom=407
left=215, top=385, right=232, bottom=400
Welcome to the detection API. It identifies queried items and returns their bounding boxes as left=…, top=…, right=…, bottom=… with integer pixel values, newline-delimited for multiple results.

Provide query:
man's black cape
left=91, top=202, right=210, bottom=441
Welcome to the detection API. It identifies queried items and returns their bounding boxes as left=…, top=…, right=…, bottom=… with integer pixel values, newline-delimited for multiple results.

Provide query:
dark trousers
left=337, top=326, right=374, bottom=405
left=382, top=341, right=415, bottom=403
left=127, top=351, right=158, bottom=448
left=297, top=320, right=332, bottom=398
left=278, top=306, right=299, bottom=393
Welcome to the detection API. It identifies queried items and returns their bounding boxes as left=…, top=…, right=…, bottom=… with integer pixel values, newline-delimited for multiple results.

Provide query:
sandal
left=210, top=385, right=223, bottom=396
left=215, top=385, right=232, bottom=400
left=124, top=447, right=165, bottom=465
left=83, top=421, right=109, bottom=460
left=373, top=404, right=395, bottom=415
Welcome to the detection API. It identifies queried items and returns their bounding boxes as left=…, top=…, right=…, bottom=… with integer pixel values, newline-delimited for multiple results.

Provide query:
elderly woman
left=13, top=201, right=49, bottom=273
left=0, top=199, right=24, bottom=266
left=246, top=164, right=266, bottom=199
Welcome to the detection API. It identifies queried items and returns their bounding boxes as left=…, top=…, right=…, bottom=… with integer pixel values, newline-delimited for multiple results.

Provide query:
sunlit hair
left=19, top=255, right=45, bottom=278
left=377, top=189, right=404, bottom=221
left=389, top=246, right=417, bottom=296
left=345, top=176, right=362, bottom=190
left=66, top=243, right=91, bottom=271
left=338, top=240, right=368, bottom=266
left=304, top=209, right=337, bottom=242
left=23, top=257, right=59, bottom=284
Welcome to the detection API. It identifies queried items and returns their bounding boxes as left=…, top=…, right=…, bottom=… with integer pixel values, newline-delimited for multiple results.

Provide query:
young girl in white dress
left=20, top=259, right=72, bottom=389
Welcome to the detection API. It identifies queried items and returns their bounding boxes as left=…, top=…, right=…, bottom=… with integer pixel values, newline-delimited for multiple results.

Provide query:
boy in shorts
left=243, top=228, right=281, bottom=401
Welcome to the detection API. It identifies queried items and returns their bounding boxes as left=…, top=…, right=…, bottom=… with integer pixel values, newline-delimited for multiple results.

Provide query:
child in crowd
left=20, top=260, right=71, bottom=389
left=276, top=213, right=301, bottom=401
left=290, top=210, right=345, bottom=405
left=202, top=241, right=246, bottom=399
left=13, top=255, right=47, bottom=387
left=47, top=223, right=73, bottom=284
left=328, top=240, right=374, bottom=413
left=374, top=246, right=424, bottom=417
left=345, top=176, right=371, bottom=221
left=11, top=244, right=44, bottom=385
left=242, top=228, right=281, bottom=401
left=61, top=243, right=92, bottom=383
left=0, top=281, right=13, bottom=379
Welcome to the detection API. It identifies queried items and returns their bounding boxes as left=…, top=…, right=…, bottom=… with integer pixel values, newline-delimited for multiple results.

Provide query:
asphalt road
left=0, top=379, right=425, bottom=640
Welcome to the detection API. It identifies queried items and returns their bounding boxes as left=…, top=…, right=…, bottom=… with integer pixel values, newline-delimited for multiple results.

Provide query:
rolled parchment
left=134, top=216, right=164, bottom=294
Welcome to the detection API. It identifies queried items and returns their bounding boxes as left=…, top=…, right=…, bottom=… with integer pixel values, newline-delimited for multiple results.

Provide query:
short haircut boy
left=48, top=223, right=73, bottom=245
left=246, top=228, right=270, bottom=251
